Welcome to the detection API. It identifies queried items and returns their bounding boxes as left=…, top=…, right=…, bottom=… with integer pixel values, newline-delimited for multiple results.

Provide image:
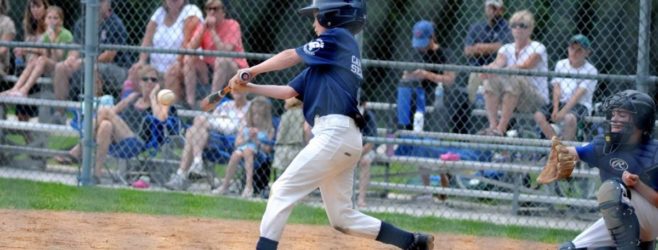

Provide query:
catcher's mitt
left=537, top=136, right=577, bottom=184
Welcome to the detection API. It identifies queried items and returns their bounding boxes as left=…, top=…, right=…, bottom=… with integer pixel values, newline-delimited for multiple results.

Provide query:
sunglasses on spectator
left=205, top=6, right=223, bottom=12
left=510, top=23, right=529, bottom=29
left=141, top=77, right=159, bottom=83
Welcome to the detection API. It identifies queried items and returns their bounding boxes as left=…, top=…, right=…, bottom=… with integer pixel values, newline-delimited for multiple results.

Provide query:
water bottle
left=385, top=130, right=395, bottom=156
left=475, top=85, right=485, bottom=109
left=99, top=95, right=115, bottom=107
left=434, top=83, right=445, bottom=112
left=413, top=111, right=424, bottom=132
left=14, top=57, right=25, bottom=75
left=430, top=175, right=440, bottom=186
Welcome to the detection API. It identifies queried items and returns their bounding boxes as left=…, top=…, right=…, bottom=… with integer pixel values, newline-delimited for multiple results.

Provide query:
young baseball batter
left=228, top=1, right=433, bottom=249
left=541, top=90, right=658, bottom=250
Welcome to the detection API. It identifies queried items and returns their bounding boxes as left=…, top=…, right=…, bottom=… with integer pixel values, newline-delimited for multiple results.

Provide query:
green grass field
left=0, top=177, right=579, bottom=243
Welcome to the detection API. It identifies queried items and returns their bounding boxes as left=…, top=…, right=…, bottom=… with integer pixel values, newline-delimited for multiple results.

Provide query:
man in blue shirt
left=51, top=0, right=129, bottom=123
left=228, top=1, right=433, bottom=250
left=464, top=0, right=513, bottom=105
left=542, top=90, right=657, bottom=250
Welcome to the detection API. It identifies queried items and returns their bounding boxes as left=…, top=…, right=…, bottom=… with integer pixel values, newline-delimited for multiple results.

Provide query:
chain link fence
left=1, top=0, right=658, bottom=231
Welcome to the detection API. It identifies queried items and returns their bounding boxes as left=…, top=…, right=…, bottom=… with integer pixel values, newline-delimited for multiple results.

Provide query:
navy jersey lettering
left=289, top=28, right=362, bottom=126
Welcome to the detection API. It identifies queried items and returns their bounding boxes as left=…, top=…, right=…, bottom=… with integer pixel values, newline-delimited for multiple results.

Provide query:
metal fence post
left=80, top=0, right=100, bottom=186
left=636, top=0, right=652, bottom=93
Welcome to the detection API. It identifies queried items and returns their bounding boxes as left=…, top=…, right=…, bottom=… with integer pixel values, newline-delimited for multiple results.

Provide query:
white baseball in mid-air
left=157, top=89, right=176, bottom=106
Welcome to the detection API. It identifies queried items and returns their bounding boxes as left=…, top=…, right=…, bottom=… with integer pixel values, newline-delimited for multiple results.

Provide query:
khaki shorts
left=467, top=72, right=485, bottom=103
left=483, top=75, right=546, bottom=112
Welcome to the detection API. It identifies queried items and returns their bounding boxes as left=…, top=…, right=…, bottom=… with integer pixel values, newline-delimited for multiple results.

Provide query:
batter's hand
left=622, top=171, right=639, bottom=188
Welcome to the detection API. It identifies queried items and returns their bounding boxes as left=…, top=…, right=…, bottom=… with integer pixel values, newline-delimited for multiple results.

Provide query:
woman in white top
left=131, top=0, right=202, bottom=104
left=480, top=9, right=549, bottom=136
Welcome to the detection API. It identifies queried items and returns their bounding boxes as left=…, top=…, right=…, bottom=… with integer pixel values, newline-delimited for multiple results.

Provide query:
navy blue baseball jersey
left=289, top=28, right=362, bottom=126
left=577, top=135, right=658, bottom=190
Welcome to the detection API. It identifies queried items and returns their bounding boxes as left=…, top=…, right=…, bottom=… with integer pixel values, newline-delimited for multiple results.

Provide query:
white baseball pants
left=260, top=115, right=382, bottom=241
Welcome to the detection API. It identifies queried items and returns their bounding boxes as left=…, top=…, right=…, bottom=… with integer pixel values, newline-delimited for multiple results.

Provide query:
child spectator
left=357, top=95, right=377, bottom=207
left=396, top=20, right=455, bottom=130
left=0, top=0, right=15, bottom=77
left=180, top=0, right=248, bottom=108
left=534, top=34, right=598, bottom=141
left=164, top=91, right=251, bottom=191
left=12, top=0, right=48, bottom=123
left=131, top=0, right=202, bottom=107
left=1, top=6, right=72, bottom=97
left=272, top=97, right=308, bottom=177
left=480, top=10, right=548, bottom=136
left=214, top=96, right=275, bottom=198
left=14, top=0, right=48, bottom=66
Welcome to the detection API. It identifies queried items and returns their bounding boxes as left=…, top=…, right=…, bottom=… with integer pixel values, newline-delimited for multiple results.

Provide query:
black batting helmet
left=298, top=0, right=367, bottom=34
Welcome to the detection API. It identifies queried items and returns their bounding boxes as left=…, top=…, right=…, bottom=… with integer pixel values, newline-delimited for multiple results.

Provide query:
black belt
left=348, top=112, right=366, bottom=131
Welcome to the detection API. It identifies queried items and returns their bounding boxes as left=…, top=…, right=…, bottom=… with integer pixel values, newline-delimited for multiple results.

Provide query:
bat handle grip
left=239, top=70, right=251, bottom=82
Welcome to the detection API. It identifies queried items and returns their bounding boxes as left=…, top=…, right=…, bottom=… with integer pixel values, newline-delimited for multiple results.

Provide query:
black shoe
left=407, top=233, right=434, bottom=250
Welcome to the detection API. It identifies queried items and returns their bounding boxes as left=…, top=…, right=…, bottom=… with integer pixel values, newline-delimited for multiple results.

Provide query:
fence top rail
left=376, top=155, right=600, bottom=178
left=366, top=132, right=583, bottom=147
left=368, top=101, right=656, bottom=127
left=0, top=120, right=78, bottom=136
left=1, top=41, right=655, bottom=83
left=371, top=181, right=598, bottom=208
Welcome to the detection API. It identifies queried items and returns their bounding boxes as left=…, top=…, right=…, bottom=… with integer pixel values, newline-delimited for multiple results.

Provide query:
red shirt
left=197, top=18, right=248, bottom=68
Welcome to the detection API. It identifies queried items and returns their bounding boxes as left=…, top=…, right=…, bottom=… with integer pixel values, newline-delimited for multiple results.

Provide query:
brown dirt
left=0, top=209, right=556, bottom=249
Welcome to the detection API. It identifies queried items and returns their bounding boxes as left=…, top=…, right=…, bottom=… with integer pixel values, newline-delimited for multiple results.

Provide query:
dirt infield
left=0, top=209, right=555, bottom=249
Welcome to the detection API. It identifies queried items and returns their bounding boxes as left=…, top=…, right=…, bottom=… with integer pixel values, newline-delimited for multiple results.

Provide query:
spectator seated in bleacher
left=9, top=0, right=48, bottom=125
left=178, top=0, right=248, bottom=108
left=1, top=6, right=71, bottom=98
left=463, top=0, right=512, bottom=105
left=129, top=0, right=202, bottom=108
left=0, top=0, right=15, bottom=78
left=534, top=34, right=598, bottom=141
left=214, top=96, right=275, bottom=198
left=52, top=0, right=131, bottom=124
left=479, top=10, right=548, bottom=136
left=163, top=91, right=251, bottom=191
left=396, top=20, right=455, bottom=130
left=54, top=64, right=178, bottom=184
left=272, top=97, right=309, bottom=178
left=13, top=0, right=47, bottom=68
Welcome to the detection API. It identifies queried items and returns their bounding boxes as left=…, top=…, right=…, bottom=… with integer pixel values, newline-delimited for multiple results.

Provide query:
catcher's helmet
left=601, top=90, right=656, bottom=151
left=298, top=0, right=367, bottom=34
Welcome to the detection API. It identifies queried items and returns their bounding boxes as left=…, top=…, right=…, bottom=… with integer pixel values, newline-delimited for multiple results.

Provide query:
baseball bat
left=198, top=71, right=252, bottom=112
left=199, top=86, right=231, bottom=112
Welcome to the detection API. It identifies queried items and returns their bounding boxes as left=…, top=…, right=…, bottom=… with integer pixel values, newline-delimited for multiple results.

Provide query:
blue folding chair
left=71, top=107, right=183, bottom=186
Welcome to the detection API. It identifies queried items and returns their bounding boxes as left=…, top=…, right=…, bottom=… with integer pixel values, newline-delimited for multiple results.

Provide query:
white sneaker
left=210, top=185, right=227, bottom=195
left=241, top=187, right=253, bottom=198
left=188, top=159, right=206, bottom=178
left=164, top=174, right=189, bottom=191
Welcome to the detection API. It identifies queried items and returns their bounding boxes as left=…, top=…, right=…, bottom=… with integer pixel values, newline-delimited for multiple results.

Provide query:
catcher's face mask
left=602, top=94, right=638, bottom=153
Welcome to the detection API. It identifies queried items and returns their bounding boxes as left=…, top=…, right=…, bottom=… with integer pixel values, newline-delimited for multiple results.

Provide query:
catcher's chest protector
left=592, top=139, right=658, bottom=186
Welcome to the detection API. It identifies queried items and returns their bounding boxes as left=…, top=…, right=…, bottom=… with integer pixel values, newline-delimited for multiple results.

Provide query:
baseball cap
left=569, top=34, right=591, bottom=50
left=412, top=20, right=434, bottom=49
left=485, top=0, right=504, bottom=7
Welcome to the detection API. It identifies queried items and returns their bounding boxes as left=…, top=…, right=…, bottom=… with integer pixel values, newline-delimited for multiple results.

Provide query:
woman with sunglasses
left=55, top=65, right=177, bottom=184
left=179, top=0, right=248, bottom=108
left=480, top=9, right=549, bottom=136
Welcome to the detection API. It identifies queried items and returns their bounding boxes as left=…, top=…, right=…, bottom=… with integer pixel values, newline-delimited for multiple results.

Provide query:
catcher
left=537, top=90, right=658, bottom=250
